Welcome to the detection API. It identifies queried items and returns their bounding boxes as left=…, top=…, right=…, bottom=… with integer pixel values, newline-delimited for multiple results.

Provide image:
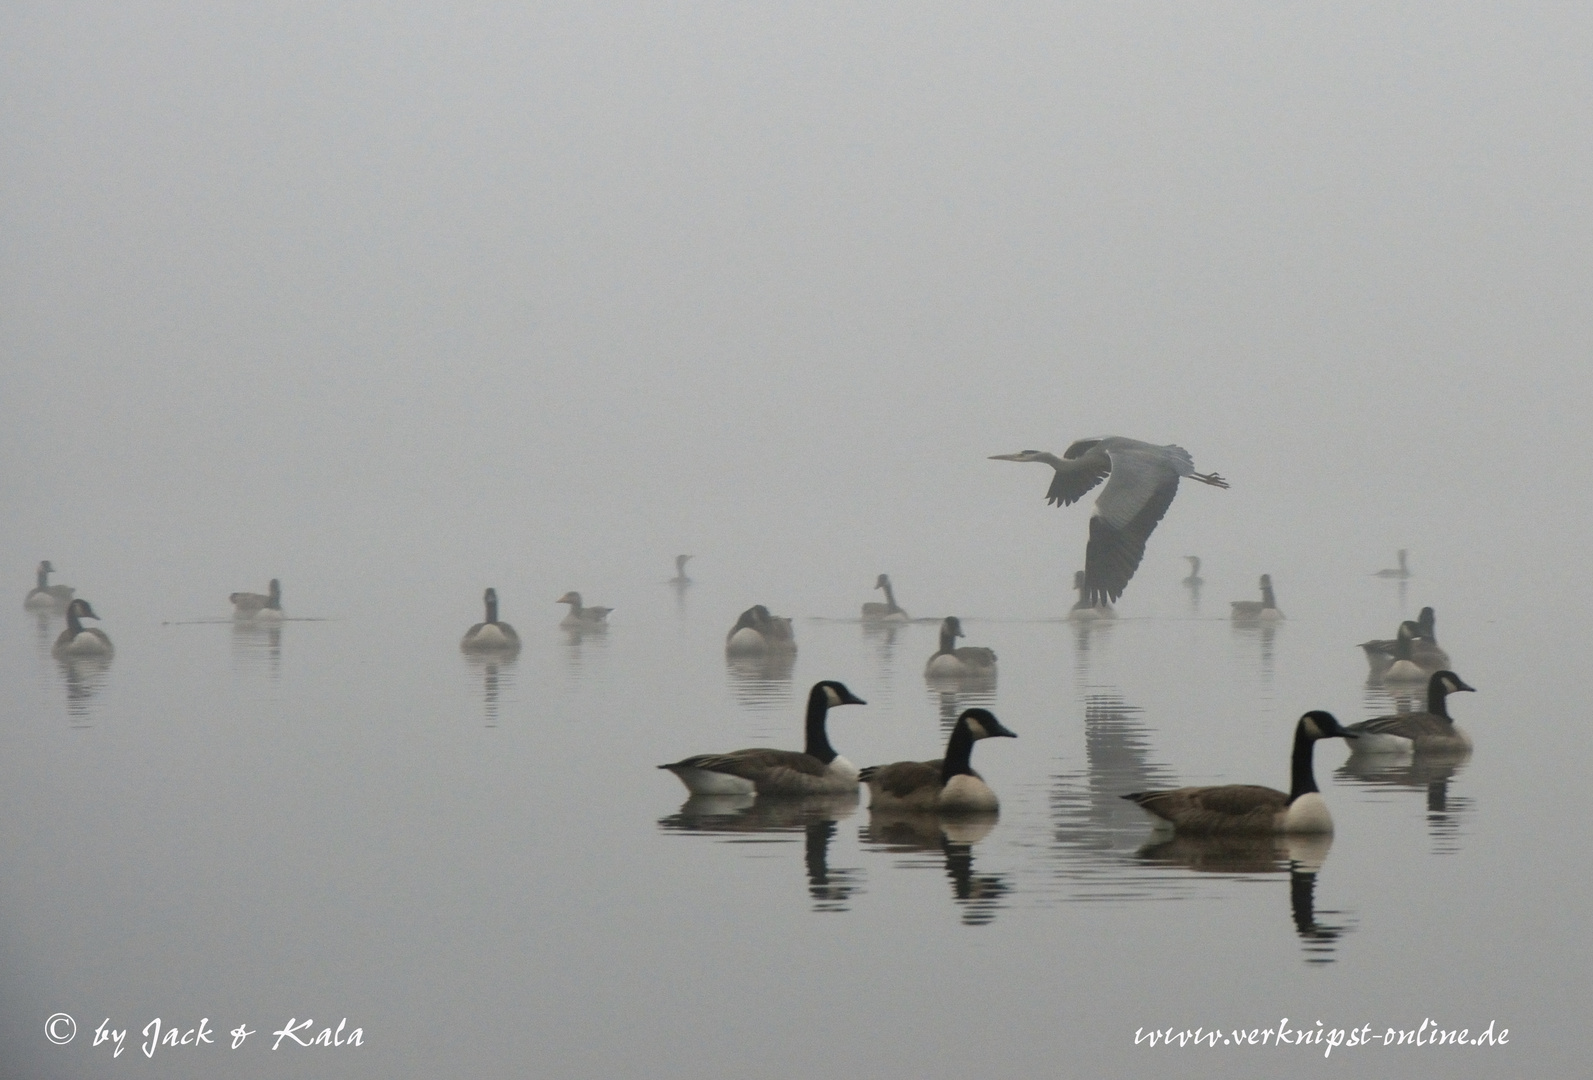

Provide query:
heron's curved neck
left=1288, top=729, right=1321, bottom=803
left=803, top=691, right=838, bottom=764
left=941, top=722, right=979, bottom=781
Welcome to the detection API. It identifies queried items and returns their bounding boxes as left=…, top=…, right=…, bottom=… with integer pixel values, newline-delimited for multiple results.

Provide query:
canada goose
left=659, top=680, right=868, bottom=795
left=1230, top=574, right=1283, bottom=621
left=231, top=579, right=282, bottom=621
left=460, top=588, right=521, bottom=652
left=53, top=598, right=114, bottom=657
left=1122, top=711, right=1357, bottom=834
left=1381, top=621, right=1452, bottom=683
left=990, top=438, right=1228, bottom=606
left=669, top=555, right=693, bottom=584
left=1374, top=549, right=1412, bottom=579
left=24, top=560, right=75, bottom=610
left=860, top=708, right=1017, bottom=814
left=1182, top=556, right=1203, bottom=586
left=861, top=574, right=910, bottom=622
left=1067, top=570, right=1116, bottom=620
left=1346, top=670, right=1475, bottom=753
left=557, top=591, right=612, bottom=629
left=924, top=616, right=997, bottom=677
left=725, top=604, right=796, bottom=656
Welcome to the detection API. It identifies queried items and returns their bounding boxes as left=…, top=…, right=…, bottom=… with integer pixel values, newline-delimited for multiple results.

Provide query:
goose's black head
left=39, top=560, right=54, bottom=573
left=69, top=599, right=99, bottom=621
left=811, top=680, right=866, bottom=709
left=960, top=708, right=1016, bottom=740
left=1431, top=670, right=1474, bottom=696
left=483, top=587, right=498, bottom=605
left=1299, top=710, right=1355, bottom=741
left=874, top=574, right=890, bottom=589
left=1417, top=607, right=1437, bottom=636
left=1260, top=574, right=1273, bottom=588
left=941, top=616, right=964, bottom=639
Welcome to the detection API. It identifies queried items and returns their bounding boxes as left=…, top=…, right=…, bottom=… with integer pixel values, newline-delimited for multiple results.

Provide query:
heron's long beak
left=988, top=452, right=1029, bottom=461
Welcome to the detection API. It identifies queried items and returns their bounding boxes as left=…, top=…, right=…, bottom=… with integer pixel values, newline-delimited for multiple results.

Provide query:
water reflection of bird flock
left=20, top=446, right=1484, bottom=966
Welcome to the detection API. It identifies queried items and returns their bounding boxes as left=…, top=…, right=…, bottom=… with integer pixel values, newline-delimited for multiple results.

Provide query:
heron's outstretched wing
left=1084, top=444, right=1184, bottom=604
left=1045, top=442, right=1111, bottom=506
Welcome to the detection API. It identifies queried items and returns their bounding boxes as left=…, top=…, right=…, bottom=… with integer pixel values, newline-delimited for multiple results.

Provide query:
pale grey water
left=2, top=567, right=1584, bottom=1079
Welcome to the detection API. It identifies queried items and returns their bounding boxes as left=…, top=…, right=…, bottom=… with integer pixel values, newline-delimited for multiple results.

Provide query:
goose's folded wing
left=666, top=748, right=827, bottom=780
left=862, top=759, right=943, bottom=799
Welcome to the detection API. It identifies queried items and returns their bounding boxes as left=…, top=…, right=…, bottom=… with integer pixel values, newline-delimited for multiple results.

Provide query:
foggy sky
left=4, top=2, right=1590, bottom=622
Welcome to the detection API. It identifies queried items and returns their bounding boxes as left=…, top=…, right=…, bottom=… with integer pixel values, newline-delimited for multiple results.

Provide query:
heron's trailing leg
left=1191, top=472, right=1229, bottom=488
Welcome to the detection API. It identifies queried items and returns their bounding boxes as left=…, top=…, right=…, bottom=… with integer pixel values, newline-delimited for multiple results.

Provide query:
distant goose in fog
left=990, top=438, right=1228, bottom=606
left=1122, top=711, right=1357, bottom=834
left=461, top=588, right=520, bottom=653
left=557, top=591, right=612, bottom=629
left=659, top=680, right=867, bottom=795
left=1381, top=620, right=1451, bottom=683
left=231, top=579, right=283, bottom=622
left=1231, top=574, right=1282, bottom=621
left=53, top=598, right=114, bottom=657
left=725, top=604, right=796, bottom=656
left=24, top=560, right=74, bottom=610
left=1345, top=670, right=1475, bottom=754
left=1362, top=608, right=1448, bottom=678
left=861, top=574, right=909, bottom=622
left=669, top=555, right=693, bottom=584
left=1068, top=570, right=1115, bottom=621
left=1374, top=549, right=1412, bottom=579
left=860, top=708, right=1016, bottom=813
left=924, top=616, right=997, bottom=677
left=1182, top=556, right=1203, bottom=587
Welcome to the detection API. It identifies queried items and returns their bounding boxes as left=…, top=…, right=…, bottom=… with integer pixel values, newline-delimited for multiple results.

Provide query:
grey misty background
left=3, top=3, right=1590, bottom=627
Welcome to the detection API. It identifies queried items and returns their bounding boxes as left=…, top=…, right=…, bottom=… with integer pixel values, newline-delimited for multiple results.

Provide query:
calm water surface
left=1, top=573, right=1583, bottom=1078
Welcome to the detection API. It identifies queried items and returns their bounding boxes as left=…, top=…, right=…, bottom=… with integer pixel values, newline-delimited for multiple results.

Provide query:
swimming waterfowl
left=24, top=560, right=75, bottom=610
left=989, top=438, right=1228, bottom=606
left=1067, top=570, right=1116, bottom=621
left=1365, top=610, right=1450, bottom=679
left=1346, top=670, right=1475, bottom=753
left=460, top=588, right=521, bottom=652
left=669, top=555, right=693, bottom=584
left=1182, top=556, right=1203, bottom=587
left=231, top=579, right=282, bottom=621
left=1374, top=549, right=1412, bottom=579
left=1122, top=711, right=1357, bottom=834
left=860, top=708, right=1017, bottom=814
left=923, top=616, right=997, bottom=677
left=861, top=574, right=910, bottom=622
left=52, top=598, right=114, bottom=657
left=557, top=591, right=612, bottom=629
left=1230, top=574, right=1283, bottom=621
left=659, top=680, right=867, bottom=795
left=725, top=604, right=796, bottom=656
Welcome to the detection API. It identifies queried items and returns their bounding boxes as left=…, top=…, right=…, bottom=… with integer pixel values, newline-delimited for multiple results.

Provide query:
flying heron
left=990, top=438, right=1228, bottom=607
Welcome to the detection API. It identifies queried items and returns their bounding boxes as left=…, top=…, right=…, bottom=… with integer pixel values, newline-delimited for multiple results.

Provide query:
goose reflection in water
left=658, top=793, right=862, bottom=912
left=463, top=653, right=517, bottom=728
left=57, top=654, right=111, bottom=727
left=860, top=812, right=1010, bottom=926
left=231, top=620, right=283, bottom=680
left=1135, top=834, right=1353, bottom=964
left=929, top=685, right=997, bottom=734
left=725, top=651, right=796, bottom=711
left=1335, top=753, right=1473, bottom=856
